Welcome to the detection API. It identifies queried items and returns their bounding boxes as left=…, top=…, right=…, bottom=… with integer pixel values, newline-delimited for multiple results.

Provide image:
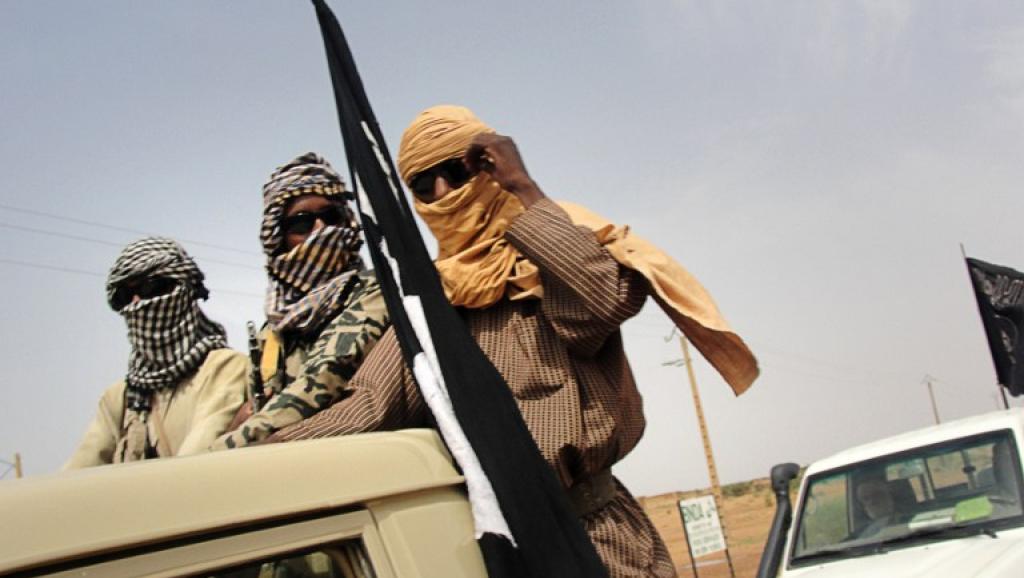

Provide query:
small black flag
left=967, top=257, right=1024, bottom=396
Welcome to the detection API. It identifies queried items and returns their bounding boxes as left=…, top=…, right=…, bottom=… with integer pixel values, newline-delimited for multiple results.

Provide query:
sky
left=1, top=1, right=1023, bottom=497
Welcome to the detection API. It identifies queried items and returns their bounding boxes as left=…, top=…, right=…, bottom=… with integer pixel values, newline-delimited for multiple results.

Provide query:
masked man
left=210, top=153, right=389, bottom=450
left=272, top=106, right=757, bottom=577
left=65, top=238, right=248, bottom=467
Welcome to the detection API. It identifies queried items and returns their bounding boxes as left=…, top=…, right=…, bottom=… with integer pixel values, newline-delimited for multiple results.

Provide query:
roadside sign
left=679, top=495, right=727, bottom=557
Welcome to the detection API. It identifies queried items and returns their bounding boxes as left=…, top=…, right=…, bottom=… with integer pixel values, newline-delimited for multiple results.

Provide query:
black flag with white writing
left=308, top=1, right=608, bottom=576
left=967, top=257, right=1024, bottom=396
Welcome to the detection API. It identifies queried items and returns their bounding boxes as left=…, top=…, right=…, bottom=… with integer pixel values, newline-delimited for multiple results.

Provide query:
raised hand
left=465, top=133, right=546, bottom=208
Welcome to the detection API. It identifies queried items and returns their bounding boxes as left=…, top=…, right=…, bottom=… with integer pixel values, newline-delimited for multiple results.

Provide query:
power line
left=627, top=317, right=912, bottom=382
left=0, top=258, right=100, bottom=278
left=0, top=202, right=259, bottom=257
left=0, top=457, right=14, bottom=480
left=0, top=258, right=263, bottom=299
left=713, top=336, right=911, bottom=382
left=215, top=287, right=265, bottom=299
left=623, top=326, right=916, bottom=387
left=754, top=359, right=867, bottom=385
left=0, top=222, right=262, bottom=271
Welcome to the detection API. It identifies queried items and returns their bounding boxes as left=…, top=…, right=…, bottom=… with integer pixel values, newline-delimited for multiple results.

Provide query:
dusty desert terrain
left=639, top=478, right=779, bottom=578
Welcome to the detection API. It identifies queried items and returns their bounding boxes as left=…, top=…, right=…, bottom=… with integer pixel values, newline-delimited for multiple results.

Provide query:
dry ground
left=639, top=478, right=778, bottom=578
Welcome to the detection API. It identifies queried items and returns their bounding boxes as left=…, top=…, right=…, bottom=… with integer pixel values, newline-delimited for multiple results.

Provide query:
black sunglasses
left=281, top=205, right=348, bottom=237
left=112, top=276, right=178, bottom=310
left=408, top=158, right=473, bottom=199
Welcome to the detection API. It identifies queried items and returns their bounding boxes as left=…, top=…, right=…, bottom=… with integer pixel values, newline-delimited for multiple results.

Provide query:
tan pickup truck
left=0, top=430, right=487, bottom=577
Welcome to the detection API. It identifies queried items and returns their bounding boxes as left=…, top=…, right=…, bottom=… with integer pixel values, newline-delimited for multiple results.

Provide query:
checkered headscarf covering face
left=260, top=152, right=363, bottom=334
left=107, top=238, right=228, bottom=410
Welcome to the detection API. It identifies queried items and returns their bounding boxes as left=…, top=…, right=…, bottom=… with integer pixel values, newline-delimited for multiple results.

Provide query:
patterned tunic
left=278, top=199, right=676, bottom=577
left=210, top=272, right=389, bottom=449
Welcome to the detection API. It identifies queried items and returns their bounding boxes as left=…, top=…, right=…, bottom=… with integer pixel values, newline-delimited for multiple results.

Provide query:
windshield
left=791, top=430, right=1024, bottom=564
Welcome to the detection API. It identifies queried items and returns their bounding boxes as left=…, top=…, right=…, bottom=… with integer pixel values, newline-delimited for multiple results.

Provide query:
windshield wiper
left=791, top=545, right=886, bottom=564
left=792, top=523, right=999, bottom=564
left=874, top=523, right=999, bottom=549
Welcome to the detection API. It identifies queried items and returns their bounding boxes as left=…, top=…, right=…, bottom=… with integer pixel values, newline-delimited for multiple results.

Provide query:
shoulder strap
left=260, top=329, right=282, bottom=385
left=149, top=393, right=177, bottom=458
left=119, top=383, right=129, bottom=432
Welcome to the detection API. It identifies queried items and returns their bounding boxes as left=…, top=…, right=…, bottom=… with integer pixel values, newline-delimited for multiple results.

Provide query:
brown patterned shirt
left=278, top=198, right=675, bottom=577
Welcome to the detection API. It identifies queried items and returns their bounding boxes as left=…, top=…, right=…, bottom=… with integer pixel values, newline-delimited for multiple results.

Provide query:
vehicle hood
left=784, top=528, right=1024, bottom=578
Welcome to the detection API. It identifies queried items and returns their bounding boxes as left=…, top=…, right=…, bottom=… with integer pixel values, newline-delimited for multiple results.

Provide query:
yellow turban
left=397, top=105, right=495, bottom=185
left=399, top=105, right=542, bottom=309
left=398, top=105, right=758, bottom=394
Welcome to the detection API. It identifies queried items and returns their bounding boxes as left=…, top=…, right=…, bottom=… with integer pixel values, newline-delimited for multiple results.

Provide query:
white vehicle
left=757, top=408, right=1024, bottom=578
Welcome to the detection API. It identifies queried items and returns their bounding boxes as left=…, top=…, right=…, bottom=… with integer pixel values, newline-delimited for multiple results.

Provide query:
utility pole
left=680, top=336, right=736, bottom=578
left=923, top=375, right=941, bottom=425
left=14, top=453, right=22, bottom=479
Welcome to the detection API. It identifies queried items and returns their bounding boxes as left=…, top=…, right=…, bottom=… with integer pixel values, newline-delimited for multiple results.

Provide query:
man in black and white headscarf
left=65, top=238, right=248, bottom=467
left=210, top=152, right=389, bottom=449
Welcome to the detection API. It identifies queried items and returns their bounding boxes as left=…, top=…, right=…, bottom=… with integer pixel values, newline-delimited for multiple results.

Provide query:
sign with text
left=679, top=495, right=727, bottom=557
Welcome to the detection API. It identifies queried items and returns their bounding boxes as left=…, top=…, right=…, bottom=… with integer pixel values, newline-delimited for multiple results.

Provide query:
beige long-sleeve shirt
left=64, top=349, right=248, bottom=469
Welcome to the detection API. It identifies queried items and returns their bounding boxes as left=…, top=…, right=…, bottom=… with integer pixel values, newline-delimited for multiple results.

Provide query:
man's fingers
left=465, top=142, right=496, bottom=174
left=464, top=143, right=485, bottom=173
left=462, top=132, right=541, bottom=203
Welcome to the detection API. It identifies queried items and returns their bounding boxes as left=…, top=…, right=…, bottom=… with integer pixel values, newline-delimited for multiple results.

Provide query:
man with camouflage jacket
left=210, top=153, right=389, bottom=450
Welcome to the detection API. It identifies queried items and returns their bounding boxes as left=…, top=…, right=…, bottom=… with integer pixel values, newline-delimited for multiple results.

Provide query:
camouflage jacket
left=210, top=271, right=389, bottom=450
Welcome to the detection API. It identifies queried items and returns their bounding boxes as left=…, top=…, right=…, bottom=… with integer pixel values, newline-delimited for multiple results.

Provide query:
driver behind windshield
left=855, top=477, right=898, bottom=538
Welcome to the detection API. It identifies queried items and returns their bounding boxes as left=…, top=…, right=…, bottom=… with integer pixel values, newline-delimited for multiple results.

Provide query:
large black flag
left=966, top=257, right=1024, bottom=396
left=308, top=1, right=607, bottom=576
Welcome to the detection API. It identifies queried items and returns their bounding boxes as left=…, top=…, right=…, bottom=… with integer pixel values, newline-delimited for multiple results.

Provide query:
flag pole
left=961, top=243, right=1010, bottom=409
left=922, top=375, right=941, bottom=424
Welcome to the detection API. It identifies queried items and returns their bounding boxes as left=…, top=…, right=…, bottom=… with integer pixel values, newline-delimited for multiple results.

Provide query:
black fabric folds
left=967, top=257, right=1024, bottom=396
left=309, top=1, right=608, bottom=576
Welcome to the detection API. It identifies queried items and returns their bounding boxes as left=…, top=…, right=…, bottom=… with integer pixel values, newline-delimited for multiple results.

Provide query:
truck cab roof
left=807, top=409, right=1024, bottom=477
left=0, top=429, right=475, bottom=577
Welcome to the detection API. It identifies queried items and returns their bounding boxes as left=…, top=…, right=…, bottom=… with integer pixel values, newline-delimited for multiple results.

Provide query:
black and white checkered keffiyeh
left=261, top=152, right=363, bottom=335
left=106, top=237, right=228, bottom=413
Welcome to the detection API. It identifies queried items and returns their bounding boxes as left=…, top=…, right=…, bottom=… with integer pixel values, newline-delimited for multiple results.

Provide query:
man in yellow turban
left=275, top=105, right=758, bottom=578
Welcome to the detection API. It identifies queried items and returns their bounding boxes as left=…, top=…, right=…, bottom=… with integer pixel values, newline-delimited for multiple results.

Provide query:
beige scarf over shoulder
left=398, top=105, right=758, bottom=395
left=558, top=202, right=758, bottom=394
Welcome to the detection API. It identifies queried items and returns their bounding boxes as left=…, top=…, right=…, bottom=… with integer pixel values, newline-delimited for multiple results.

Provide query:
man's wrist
left=508, top=177, right=545, bottom=207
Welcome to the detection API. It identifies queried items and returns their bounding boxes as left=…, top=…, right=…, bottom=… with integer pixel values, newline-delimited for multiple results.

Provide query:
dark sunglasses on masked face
left=112, top=276, right=179, bottom=311
left=280, top=204, right=350, bottom=239
left=408, top=158, right=475, bottom=201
